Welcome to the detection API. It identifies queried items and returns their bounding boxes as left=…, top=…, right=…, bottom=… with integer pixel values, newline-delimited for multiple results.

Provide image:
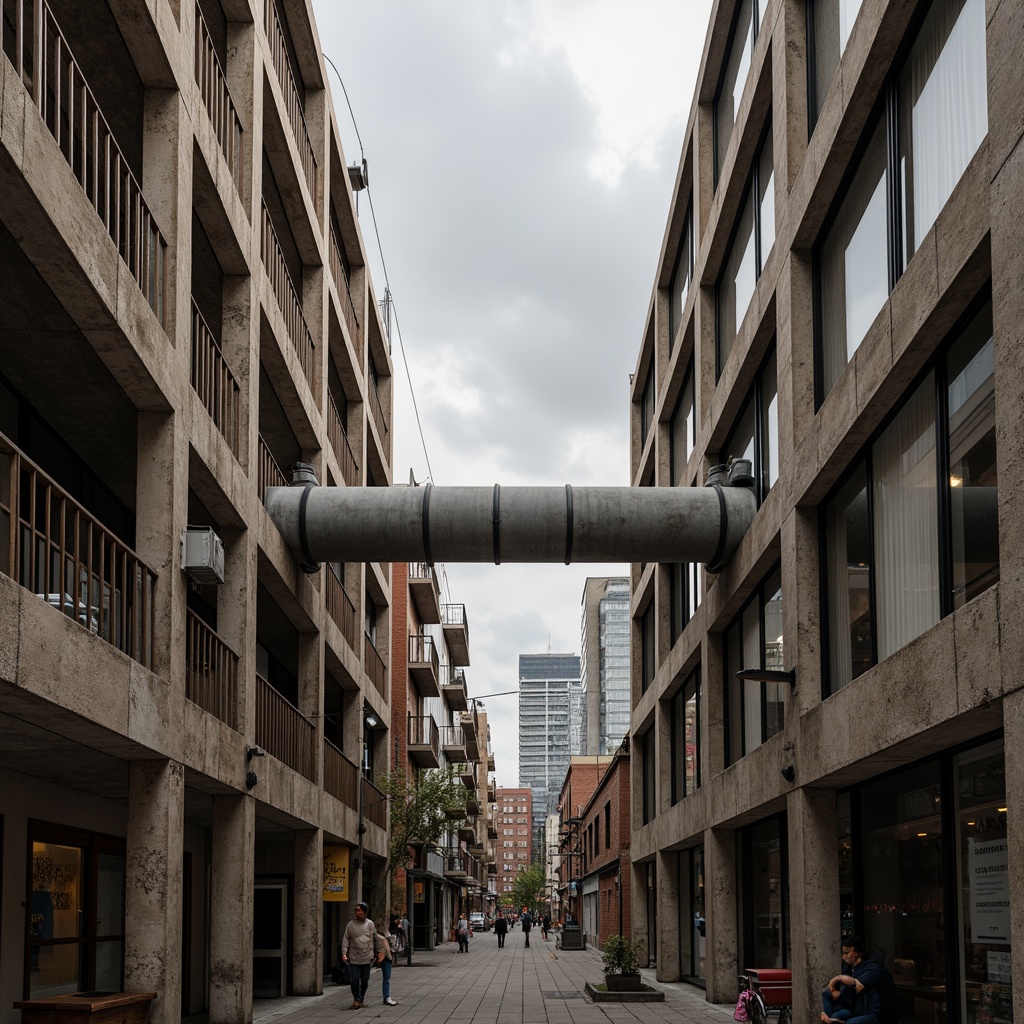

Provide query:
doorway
left=253, top=884, right=288, bottom=998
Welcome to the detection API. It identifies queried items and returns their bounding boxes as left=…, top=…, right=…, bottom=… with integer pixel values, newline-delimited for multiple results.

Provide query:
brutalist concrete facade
left=628, top=0, right=1022, bottom=1023
left=0, top=1, right=392, bottom=1021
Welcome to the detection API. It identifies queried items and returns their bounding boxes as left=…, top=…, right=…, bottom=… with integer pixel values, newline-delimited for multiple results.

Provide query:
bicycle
left=738, top=969, right=793, bottom=1024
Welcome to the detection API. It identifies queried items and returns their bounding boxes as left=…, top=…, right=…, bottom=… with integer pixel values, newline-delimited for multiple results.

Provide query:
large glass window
left=669, top=201, right=694, bottom=349
left=898, top=0, right=987, bottom=262
left=841, top=739, right=1008, bottom=1024
left=809, top=0, right=865, bottom=125
left=720, top=346, right=778, bottom=505
left=823, top=299, right=996, bottom=694
left=27, top=827, right=126, bottom=999
left=724, top=565, right=785, bottom=765
left=817, top=0, right=988, bottom=403
left=818, top=119, right=889, bottom=395
left=640, top=362, right=655, bottom=447
left=718, top=126, right=775, bottom=373
left=670, top=669, right=701, bottom=803
left=641, top=729, right=656, bottom=824
left=640, top=603, right=655, bottom=694
left=670, top=366, right=696, bottom=486
left=714, top=0, right=770, bottom=183
left=742, top=815, right=789, bottom=968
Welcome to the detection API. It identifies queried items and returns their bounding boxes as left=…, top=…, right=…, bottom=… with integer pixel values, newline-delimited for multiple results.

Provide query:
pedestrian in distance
left=542, top=913, right=551, bottom=941
left=340, top=902, right=382, bottom=1009
left=376, top=931, right=398, bottom=1006
left=521, top=907, right=533, bottom=948
left=494, top=913, right=508, bottom=948
left=455, top=912, right=472, bottom=952
left=400, top=912, right=410, bottom=954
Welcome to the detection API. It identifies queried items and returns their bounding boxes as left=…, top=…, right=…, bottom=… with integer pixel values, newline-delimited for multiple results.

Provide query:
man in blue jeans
left=341, top=902, right=385, bottom=1009
left=821, top=936, right=898, bottom=1024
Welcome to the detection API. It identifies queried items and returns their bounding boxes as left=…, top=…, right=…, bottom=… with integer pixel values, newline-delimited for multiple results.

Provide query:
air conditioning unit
left=181, top=526, right=225, bottom=585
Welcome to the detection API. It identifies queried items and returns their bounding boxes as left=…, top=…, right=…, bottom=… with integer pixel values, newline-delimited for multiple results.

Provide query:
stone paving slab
left=250, top=932, right=735, bottom=1024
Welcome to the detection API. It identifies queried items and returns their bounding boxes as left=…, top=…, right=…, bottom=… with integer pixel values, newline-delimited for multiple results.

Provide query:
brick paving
left=250, top=931, right=735, bottom=1024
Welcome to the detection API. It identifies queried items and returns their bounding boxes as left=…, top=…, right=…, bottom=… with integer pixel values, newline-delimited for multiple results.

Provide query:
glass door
left=691, top=847, right=706, bottom=979
left=253, top=884, right=287, bottom=998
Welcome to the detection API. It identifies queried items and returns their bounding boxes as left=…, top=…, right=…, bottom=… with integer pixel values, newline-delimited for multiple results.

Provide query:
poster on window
left=322, top=845, right=350, bottom=902
left=967, top=838, right=1009, bottom=943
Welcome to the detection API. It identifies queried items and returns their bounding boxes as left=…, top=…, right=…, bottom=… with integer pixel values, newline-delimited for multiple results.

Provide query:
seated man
left=821, top=936, right=898, bottom=1024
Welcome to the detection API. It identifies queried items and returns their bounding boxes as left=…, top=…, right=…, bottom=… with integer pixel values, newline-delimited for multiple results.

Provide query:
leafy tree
left=508, top=863, right=547, bottom=914
left=368, top=766, right=469, bottom=921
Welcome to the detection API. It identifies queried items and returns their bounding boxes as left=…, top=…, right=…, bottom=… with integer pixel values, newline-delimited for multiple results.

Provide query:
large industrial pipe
left=264, top=462, right=756, bottom=572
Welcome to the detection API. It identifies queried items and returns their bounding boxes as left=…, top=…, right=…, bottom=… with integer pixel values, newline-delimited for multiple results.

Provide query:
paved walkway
left=250, top=932, right=735, bottom=1024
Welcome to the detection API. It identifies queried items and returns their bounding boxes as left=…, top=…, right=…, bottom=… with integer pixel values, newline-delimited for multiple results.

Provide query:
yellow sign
left=413, top=880, right=425, bottom=903
left=323, top=846, right=350, bottom=902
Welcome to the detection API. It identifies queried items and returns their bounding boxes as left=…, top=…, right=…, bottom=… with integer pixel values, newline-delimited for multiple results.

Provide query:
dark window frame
left=818, top=288, right=996, bottom=697
left=668, top=199, right=695, bottom=352
left=670, top=667, right=702, bottom=804
left=640, top=602, right=656, bottom=695
left=716, top=121, right=775, bottom=379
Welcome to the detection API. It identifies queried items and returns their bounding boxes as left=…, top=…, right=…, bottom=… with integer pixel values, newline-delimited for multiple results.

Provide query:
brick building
left=495, top=787, right=532, bottom=902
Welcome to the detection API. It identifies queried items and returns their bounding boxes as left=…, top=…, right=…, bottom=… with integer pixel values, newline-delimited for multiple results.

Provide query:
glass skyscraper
left=518, top=652, right=581, bottom=863
left=580, top=577, right=631, bottom=755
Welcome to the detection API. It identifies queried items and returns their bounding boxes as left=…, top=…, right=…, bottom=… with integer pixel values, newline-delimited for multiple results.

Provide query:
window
left=741, top=815, right=789, bottom=968
left=816, top=0, right=987, bottom=402
left=717, top=125, right=775, bottom=373
left=639, top=361, right=655, bottom=447
left=823, top=299, right=996, bottom=693
left=640, top=604, right=656, bottom=694
left=714, top=0, right=770, bottom=183
left=670, top=363, right=696, bottom=486
left=27, top=826, right=126, bottom=998
left=641, top=729, right=656, bottom=825
left=724, top=565, right=785, bottom=764
left=669, top=200, right=694, bottom=349
left=809, top=0, right=865, bottom=126
left=604, top=802, right=611, bottom=849
left=720, top=346, right=778, bottom=506
left=671, top=668, right=701, bottom=802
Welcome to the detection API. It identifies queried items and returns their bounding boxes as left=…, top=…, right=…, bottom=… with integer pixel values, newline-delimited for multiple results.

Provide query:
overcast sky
left=311, top=0, right=713, bottom=788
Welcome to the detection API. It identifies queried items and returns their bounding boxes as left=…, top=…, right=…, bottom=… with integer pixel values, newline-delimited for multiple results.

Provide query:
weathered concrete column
left=125, top=759, right=184, bottom=1024
left=655, top=849, right=681, bottom=981
left=706, top=826, right=738, bottom=1003
left=210, top=794, right=255, bottom=1024
left=787, top=787, right=839, bottom=1024
left=293, top=828, right=323, bottom=995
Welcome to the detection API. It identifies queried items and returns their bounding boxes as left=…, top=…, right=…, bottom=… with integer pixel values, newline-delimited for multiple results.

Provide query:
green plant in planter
left=601, top=934, right=643, bottom=989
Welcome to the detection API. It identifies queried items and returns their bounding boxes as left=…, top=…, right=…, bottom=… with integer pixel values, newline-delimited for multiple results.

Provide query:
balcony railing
left=0, top=434, right=155, bottom=669
left=324, top=739, right=359, bottom=810
left=191, top=302, right=241, bottom=457
left=2, top=0, right=167, bottom=324
left=185, top=609, right=238, bottom=728
left=255, top=672, right=316, bottom=780
left=260, top=201, right=315, bottom=387
left=263, top=0, right=317, bottom=198
left=407, top=714, right=440, bottom=767
left=329, top=225, right=360, bottom=344
left=362, top=776, right=387, bottom=829
left=257, top=435, right=288, bottom=501
left=328, top=392, right=359, bottom=487
left=368, top=374, right=388, bottom=438
left=364, top=635, right=387, bottom=698
left=325, top=565, right=357, bottom=651
left=194, top=2, right=242, bottom=191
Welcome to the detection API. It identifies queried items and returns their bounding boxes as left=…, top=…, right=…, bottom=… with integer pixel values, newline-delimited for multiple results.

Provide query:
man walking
left=494, top=913, right=508, bottom=948
left=455, top=912, right=471, bottom=953
left=521, top=907, right=533, bottom=948
left=340, top=902, right=384, bottom=1009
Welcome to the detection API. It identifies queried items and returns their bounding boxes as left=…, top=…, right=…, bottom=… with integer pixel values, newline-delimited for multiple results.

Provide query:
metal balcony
left=408, top=633, right=440, bottom=697
left=407, top=714, right=439, bottom=768
left=441, top=603, right=470, bottom=665
left=442, top=667, right=469, bottom=711
left=441, top=724, right=468, bottom=762
left=408, top=562, right=441, bottom=624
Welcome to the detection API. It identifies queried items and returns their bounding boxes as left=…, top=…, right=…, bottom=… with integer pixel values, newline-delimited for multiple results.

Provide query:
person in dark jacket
left=821, top=936, right=899, bottom=1024
left=494, top=913, right=508, bottom=948
left=521, top=908, right=533, bottom=948
left=542, top=913, right=551, bottom=940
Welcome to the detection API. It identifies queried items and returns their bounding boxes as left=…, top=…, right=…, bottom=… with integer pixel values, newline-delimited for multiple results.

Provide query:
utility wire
left=322, top=52, right=435, bottom=486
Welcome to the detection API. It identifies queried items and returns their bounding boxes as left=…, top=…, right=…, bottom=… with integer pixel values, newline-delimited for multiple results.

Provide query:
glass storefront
left=742, top=815, right=789, bottom=968
left=840, top=737, right=1010, bottom=1024
left=691, top=848, right=706, bottom=979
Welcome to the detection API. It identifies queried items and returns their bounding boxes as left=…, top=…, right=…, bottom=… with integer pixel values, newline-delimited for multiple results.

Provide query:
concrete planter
left=585, top=981, right=665, bottom=1003
left=604, top=973, right=642, bottom=991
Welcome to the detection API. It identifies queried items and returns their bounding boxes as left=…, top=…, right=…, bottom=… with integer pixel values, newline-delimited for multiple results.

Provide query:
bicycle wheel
left=749, top=993, right=768, bottom=1024
left=778, top=1005, right=792, bottom=1024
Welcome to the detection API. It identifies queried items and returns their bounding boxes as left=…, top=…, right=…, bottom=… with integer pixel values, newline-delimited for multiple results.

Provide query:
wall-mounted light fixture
left=736, top=668, right=796, bottom=691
